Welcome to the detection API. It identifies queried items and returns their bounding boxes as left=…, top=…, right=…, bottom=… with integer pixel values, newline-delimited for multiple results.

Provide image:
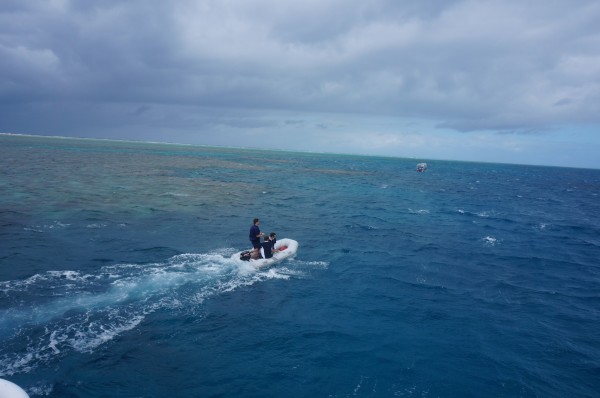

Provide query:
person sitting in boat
left=249, top=218, right=264, bottom=258
left=269, top=232, right=286, bottom=253
left=261, top=235, right=276, bottom=259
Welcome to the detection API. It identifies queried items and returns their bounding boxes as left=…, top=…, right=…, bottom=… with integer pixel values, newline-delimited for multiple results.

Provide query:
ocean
left=1, top=134, right=599, bottom=397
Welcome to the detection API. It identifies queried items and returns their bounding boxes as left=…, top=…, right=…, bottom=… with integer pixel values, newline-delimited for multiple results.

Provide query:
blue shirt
left=249, top=225, right=260, bottom=243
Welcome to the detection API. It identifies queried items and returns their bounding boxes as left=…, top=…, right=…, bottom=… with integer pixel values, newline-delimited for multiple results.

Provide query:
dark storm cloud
left=1, top=0, right=599, bottom=135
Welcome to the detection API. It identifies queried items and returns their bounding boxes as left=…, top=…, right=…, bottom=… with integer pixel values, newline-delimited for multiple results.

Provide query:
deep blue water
left=1, top=134, right=599, bottom=397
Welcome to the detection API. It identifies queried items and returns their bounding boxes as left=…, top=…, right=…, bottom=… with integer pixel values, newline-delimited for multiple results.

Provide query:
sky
left=1, top=0, right=599, bottom=168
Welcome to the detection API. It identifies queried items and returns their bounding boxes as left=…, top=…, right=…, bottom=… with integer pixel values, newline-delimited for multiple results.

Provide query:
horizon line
left=1, top=132, right=596, bottom=171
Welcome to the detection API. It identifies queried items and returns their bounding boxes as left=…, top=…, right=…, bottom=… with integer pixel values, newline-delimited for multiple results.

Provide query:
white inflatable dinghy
left=232, top=238, right=298, bottom=268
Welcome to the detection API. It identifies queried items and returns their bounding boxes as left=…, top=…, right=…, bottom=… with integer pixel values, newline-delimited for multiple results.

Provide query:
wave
left=482, top=236, right=500, bottom=246
left=0, top=250, right=308, bottom=376
left=408, top=208, right=430, bottom=215
left=456, top=208, right=495, bottom=218
left=22, top=221, right=70, bottom=233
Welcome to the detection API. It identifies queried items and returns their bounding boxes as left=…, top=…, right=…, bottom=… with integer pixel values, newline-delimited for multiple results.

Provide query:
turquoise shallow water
left=1, top=134, right=599, bottom=397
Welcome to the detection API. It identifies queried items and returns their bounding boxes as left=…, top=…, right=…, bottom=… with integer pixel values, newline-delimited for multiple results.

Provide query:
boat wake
left=0, top=249, right=316, bottom=376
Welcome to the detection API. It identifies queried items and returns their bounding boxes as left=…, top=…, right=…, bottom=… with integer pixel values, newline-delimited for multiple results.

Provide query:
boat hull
left=232, top=238, right=298, bottom=268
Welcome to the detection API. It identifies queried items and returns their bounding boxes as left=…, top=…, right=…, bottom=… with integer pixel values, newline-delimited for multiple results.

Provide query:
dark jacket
left=261, top=240, right=275, bottom=259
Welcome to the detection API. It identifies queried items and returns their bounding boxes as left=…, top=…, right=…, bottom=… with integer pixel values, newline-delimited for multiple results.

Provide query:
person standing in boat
left=249, top=218, right=264, bottom=258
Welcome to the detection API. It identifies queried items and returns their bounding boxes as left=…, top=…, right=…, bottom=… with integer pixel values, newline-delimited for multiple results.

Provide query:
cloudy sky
left=1, top=0, right=599, bottom=168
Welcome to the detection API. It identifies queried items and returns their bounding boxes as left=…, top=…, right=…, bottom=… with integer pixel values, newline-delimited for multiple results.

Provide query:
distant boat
left=416, top=163, right=427, bottom=172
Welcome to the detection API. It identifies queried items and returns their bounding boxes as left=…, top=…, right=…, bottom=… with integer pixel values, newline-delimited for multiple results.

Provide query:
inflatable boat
left=232, top=238, right=298, bottom=268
